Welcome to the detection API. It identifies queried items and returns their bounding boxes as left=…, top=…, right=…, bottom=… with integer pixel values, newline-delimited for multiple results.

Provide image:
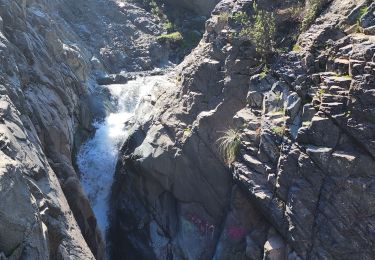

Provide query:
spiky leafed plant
left=217, top=128, right=242, bottom=165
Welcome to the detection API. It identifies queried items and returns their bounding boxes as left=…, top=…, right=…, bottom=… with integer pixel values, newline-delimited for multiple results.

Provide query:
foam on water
left=77, top=75, right=165, bottom=236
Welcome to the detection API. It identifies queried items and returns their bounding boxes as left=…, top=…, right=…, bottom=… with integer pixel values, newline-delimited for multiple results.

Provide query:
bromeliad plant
left=217, top=128, right=242, bottom=165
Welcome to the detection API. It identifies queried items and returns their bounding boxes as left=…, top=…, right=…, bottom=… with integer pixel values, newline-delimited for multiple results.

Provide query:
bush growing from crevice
left=157, top=32, right=183, bottom=42
left=259, top=65, right=269, bottom=78
left=231, top=3, right=276, bottom=62
left=164, top=21, right=174, bottom=32
left=218, top=12, right=230, bottom=23
left=292, top=44, right=301, bottom=52
left=358, top=5, right=368, bottom=21
left=131, top=0, right=175, bottom=32
left=250, top=3, right=276, bottom=61
left=217, top=129, right=242, bottom=165
left=301, top=0, right=325, bottom=31
left=136, top=0, right=205, bottom=58
left=271, top=126, right=285, bottom=137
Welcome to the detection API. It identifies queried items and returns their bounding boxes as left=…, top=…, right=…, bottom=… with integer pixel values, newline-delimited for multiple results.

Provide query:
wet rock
left=96, top=73, right=135, bottom=85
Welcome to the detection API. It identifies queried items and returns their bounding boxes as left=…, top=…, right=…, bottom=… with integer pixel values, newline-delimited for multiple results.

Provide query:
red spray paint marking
left=185, top=213, right=215, bottom=239
left=227, top=225, right=247, bottom=240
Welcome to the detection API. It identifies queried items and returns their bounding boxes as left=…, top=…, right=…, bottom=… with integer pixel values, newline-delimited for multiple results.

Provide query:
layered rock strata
left=111, top=0, right=375, bottom=259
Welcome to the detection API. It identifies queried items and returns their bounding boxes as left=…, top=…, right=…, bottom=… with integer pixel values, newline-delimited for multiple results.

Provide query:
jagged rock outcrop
left=0, top=0, right=101, bottom=257
left=0, top=95, right=95, bottom=259
left=109, top=0, right=280, bottom=258
left=59, top=0, right=170, bottom=73
left=111, top=0, right=375, bottom=259
left=232, top=1, right=375, bottom=258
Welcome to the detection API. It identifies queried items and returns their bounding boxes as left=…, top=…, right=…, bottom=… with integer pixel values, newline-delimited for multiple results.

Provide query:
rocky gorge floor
left=0, top=0, right=374, bottom=259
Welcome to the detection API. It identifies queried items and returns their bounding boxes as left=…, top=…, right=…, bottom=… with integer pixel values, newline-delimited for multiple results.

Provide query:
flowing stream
left=76, top=74, right=166, bottom=236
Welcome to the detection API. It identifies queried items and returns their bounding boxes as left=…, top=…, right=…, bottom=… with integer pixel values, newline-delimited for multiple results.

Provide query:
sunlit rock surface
left=110, top=0, right=375, bottom=259
left=0, top=0, right=374, bottom=259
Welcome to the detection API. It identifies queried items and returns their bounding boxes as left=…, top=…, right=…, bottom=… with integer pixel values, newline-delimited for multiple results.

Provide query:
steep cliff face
left=0, top=0, right=168, bottom=258
left=1, top=0, right=374, bottom=259
left=0, top=0, right=100, bottom=257
left=111, top=0, right=375, bottom=259
left=233, top=0, right=375, bottom=258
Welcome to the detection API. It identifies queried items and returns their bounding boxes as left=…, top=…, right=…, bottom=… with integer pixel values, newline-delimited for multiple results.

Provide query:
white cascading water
left=77, top=74, right=166, bottom=236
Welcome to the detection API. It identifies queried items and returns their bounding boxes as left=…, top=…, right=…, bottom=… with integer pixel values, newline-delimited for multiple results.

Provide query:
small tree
left=250, top=3, right=276, bottom=61
left=301, top=0, right=324, bottom=31
left=232, top=3, right=276, bottom=62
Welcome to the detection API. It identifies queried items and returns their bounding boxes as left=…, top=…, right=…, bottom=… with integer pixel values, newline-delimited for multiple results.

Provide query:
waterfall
left=76, top=74, right=166, bottom=236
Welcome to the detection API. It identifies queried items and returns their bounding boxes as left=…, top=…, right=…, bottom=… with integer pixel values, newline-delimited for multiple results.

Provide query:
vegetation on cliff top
left=302, top=0, right=325, bottom=31
left=231, top=3, right=276, bottom=62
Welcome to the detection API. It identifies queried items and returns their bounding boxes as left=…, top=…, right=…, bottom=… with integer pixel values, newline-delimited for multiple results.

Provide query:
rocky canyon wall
left=110, top=0, right=375, bottom=259
left=0, top=0, right=100, bottom=257
left=0, top=0, right=171, bottom=258
left=0, top=0, right=374, bottom=259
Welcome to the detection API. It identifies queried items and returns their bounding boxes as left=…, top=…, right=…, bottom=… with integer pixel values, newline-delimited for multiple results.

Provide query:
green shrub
left=232, top=4, right=275, bottom=61
left=271, top=126, right=285, bottom=136
left=301, top=0, right=324, bottom=31
left=157, top=32, right=183, bottom=41
left=218, top=12, right=230, bottom=23
left=270, top=107, right=285, bottom=114
left=164, top=21, right=174, bottom=32
left=342, top=74, right=352, bottom=79
left=232, top=11, right=249, bottom=25
left=317, top=88, right=326, bottom=100
left=292, top=44, right=301, bottom=52
left=358, top=6, right=368, bottom=21
left=250, top=3, right=276, bottom=61
left=259, top=65, right=269, bottom=79
left=134, top=0, right=173, bottom=29
left=217, top=129, right=242, bottom=164
left=183, top=127, right=191, bottom=135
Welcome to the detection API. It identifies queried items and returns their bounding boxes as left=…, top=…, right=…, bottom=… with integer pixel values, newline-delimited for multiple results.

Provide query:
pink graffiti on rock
left=185, top=212, right=215, bottom=239
left=227, top=225, right=247, bottom=240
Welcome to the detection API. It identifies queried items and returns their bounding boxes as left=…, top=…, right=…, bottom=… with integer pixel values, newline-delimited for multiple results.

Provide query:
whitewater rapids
left=77, top=74, right=167, bottom=236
